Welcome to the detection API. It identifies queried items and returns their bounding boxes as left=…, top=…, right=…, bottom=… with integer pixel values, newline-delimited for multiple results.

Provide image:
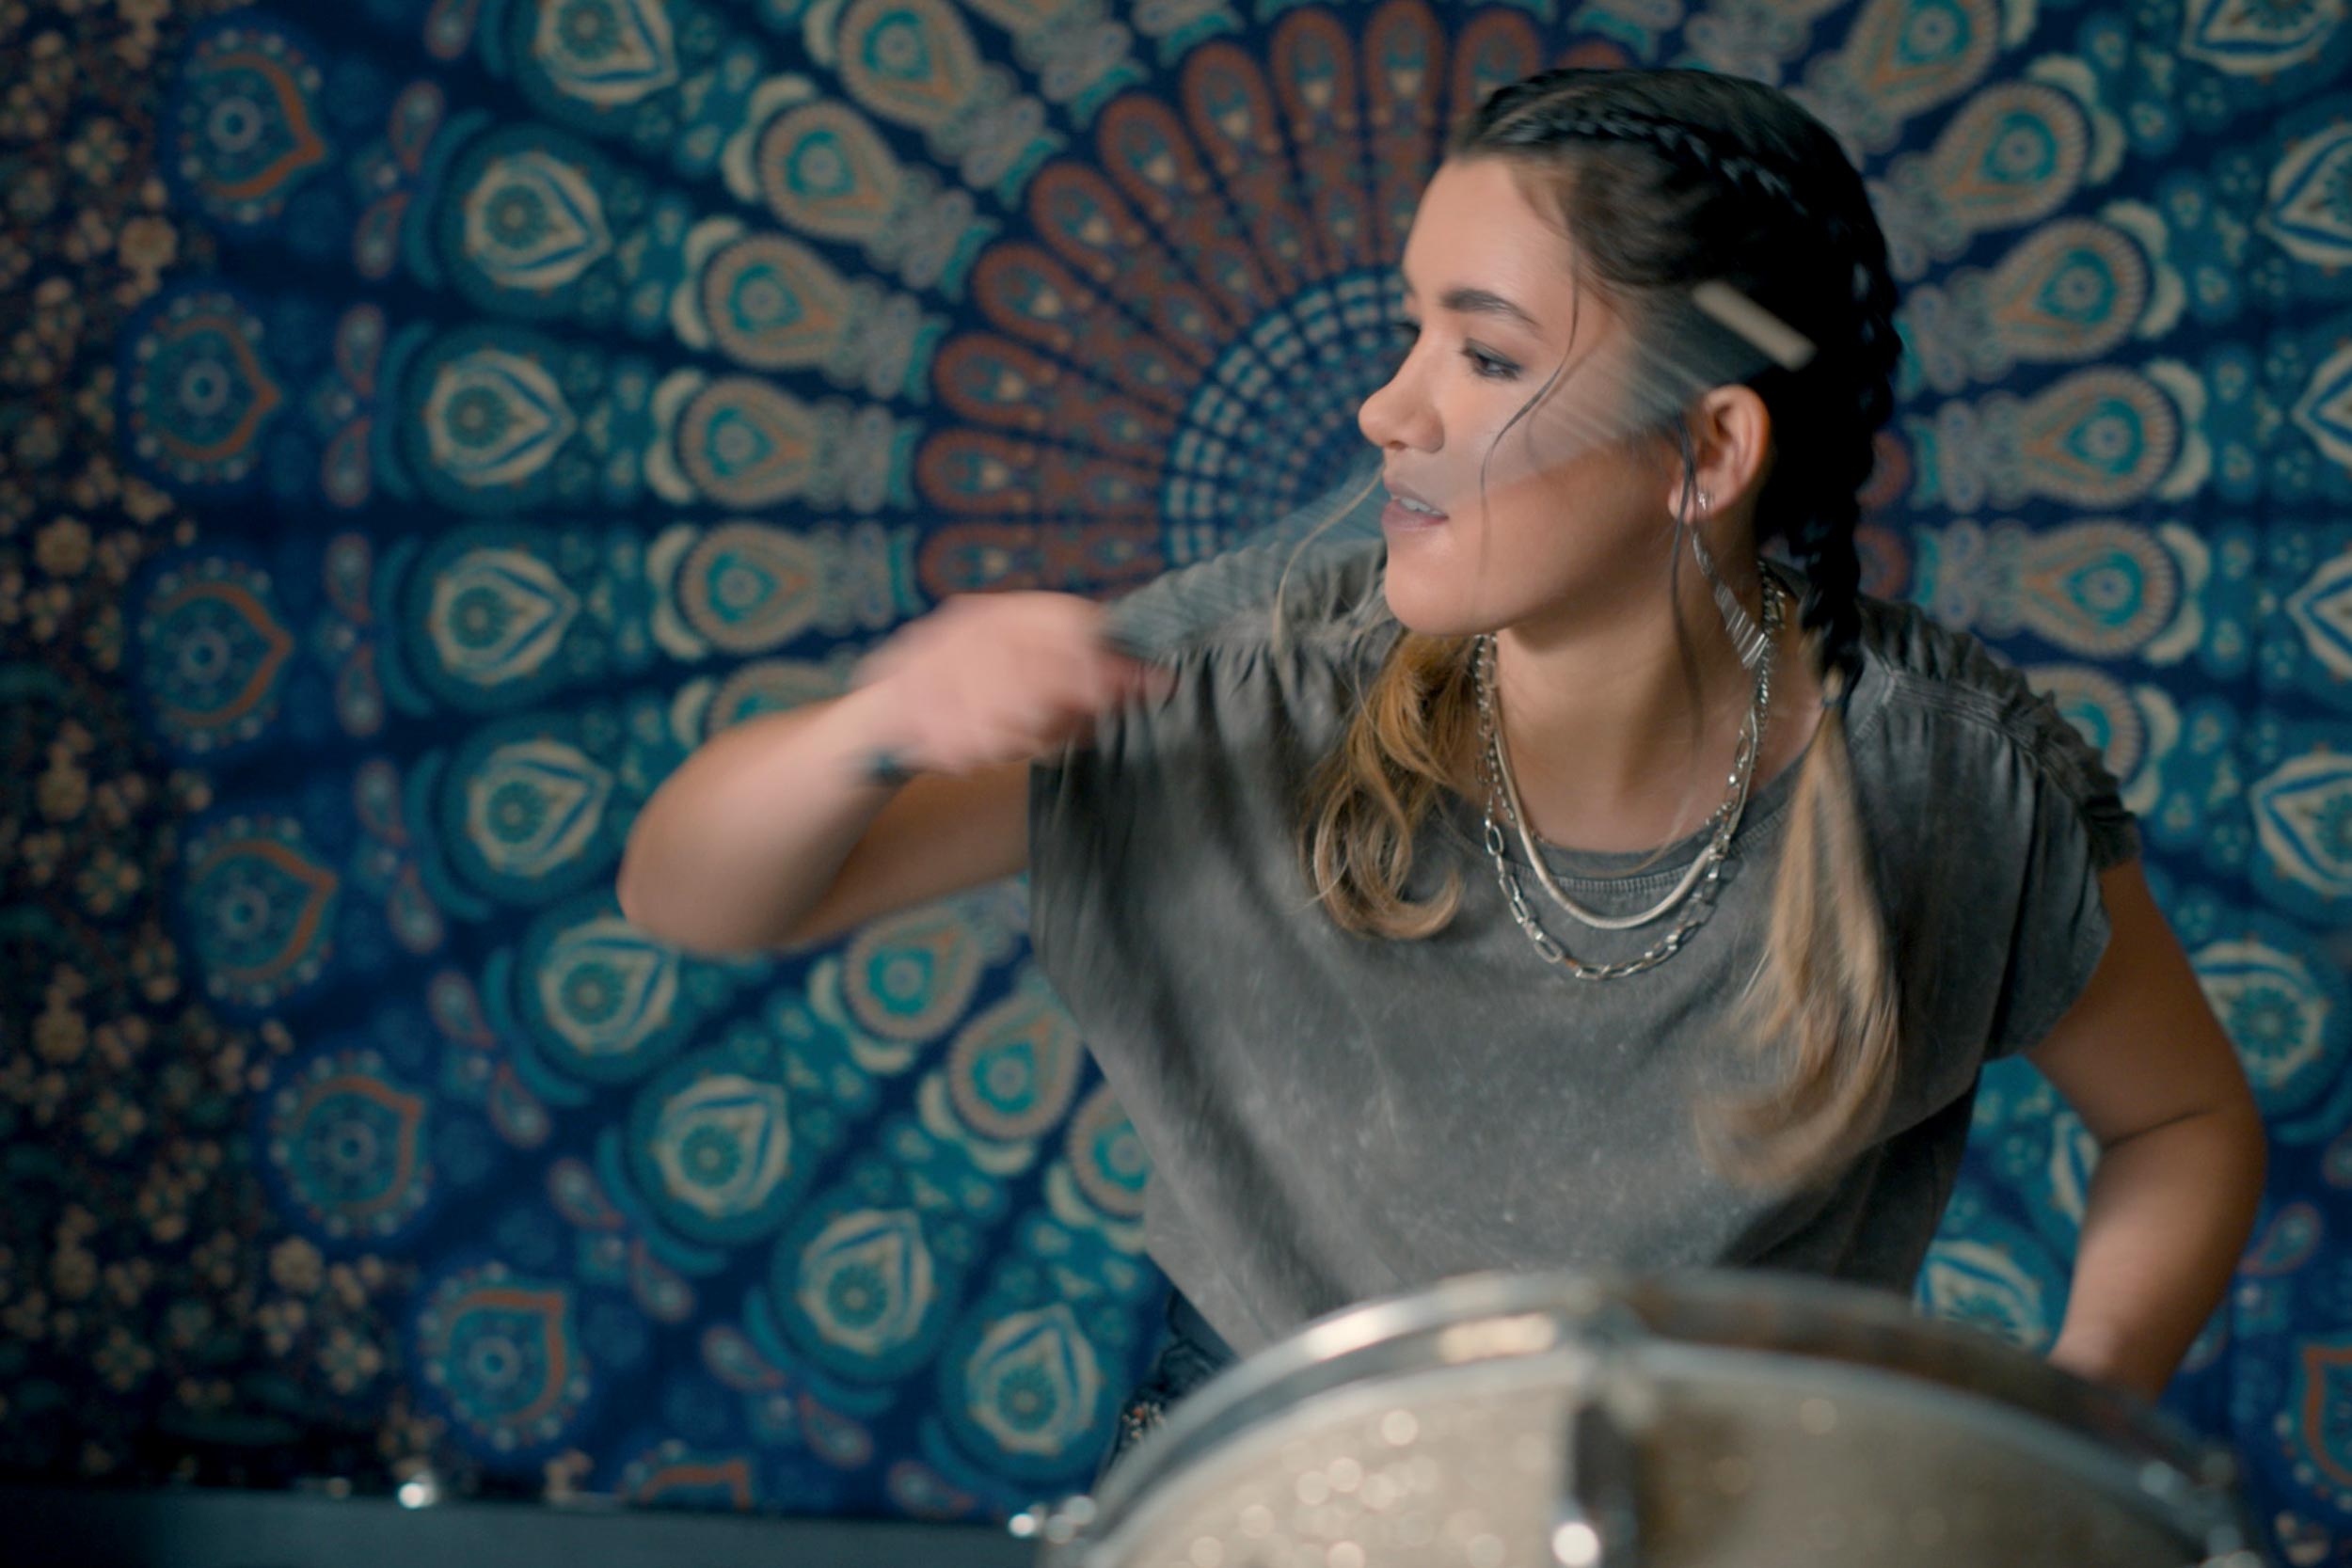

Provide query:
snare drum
left=1025, top=1270, right=2255, bottom=1568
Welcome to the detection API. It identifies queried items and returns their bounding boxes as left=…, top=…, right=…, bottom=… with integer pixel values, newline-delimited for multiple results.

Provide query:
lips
left=1383, top=476, right=1449, bottom=520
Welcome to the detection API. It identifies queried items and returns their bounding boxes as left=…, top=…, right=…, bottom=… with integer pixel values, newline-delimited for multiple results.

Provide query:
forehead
left=1399, top=159, right=1584, bottom=310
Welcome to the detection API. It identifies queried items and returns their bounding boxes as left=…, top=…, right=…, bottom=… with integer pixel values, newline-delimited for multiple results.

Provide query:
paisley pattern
left=0, top=0, right=2345, bottom=1555
left=262, top=1048, right=437, bottom=1243
left=414, top=1262, right=596, bottom=1455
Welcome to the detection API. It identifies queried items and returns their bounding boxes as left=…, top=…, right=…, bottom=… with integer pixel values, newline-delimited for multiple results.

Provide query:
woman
left=616, top=67, right=2265, bottom=1474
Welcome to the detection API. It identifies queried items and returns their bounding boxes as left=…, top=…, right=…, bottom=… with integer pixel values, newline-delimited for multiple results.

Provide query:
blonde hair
left=1299, top=627, right=1899, bottom=1191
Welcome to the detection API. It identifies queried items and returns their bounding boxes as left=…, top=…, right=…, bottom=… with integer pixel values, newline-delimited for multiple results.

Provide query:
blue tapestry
left=0, top=0, right=2346, bottom=1558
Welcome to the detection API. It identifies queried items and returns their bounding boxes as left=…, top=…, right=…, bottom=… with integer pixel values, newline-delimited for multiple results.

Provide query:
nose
left=1357, top=341, right=1440, bottom=454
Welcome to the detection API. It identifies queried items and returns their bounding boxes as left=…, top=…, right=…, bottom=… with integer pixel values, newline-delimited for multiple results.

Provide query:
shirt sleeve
left=1027, top=535, right=1386, bottom=993
left=1978, top=673, right=2141, bottom=1060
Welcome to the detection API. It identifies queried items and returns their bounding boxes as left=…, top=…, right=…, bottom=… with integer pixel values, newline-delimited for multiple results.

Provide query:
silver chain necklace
left=1473, top=577, right=1783, bottom=980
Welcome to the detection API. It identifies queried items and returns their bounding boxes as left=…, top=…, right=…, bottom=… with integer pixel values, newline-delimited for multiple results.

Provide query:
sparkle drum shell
left=1036, top=1271, right=2255, bottom=1568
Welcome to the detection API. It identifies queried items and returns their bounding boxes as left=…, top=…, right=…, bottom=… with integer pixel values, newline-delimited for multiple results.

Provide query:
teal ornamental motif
left=626, top=1043, right=813, bottom=1244
left=34, top=0, right=2337, bottom=1547
left=262, top=1048, right=439, bottom=1246
left=414, top=1261, right=598, bottom=1457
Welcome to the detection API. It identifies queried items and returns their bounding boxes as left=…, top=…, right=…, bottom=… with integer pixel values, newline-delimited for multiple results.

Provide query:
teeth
left=1398, top=497, right=1443, bottom=516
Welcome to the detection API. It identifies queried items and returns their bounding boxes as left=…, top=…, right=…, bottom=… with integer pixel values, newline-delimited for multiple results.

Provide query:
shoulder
left=1031, top=536, right=1395, bottom=823
left=1104, top=474, right=1391, bottom=664
left=1028, top=537, right=1388, bottom=905
left=1843, top=589, right=2138, bottom=868
left=1109, top=532, right=1396, bottom=721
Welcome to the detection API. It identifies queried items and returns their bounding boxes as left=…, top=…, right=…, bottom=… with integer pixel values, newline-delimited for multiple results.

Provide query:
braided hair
left=1455, top=67, right=1902, bottom=700
left=1302, top=68, right=1906, bottom=1187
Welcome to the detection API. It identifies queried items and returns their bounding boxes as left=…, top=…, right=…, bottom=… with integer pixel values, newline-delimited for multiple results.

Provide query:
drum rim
left=1091, top=1343, right=2230, bottom=1563
left=1071, top=1268, right=2247, bottom=1555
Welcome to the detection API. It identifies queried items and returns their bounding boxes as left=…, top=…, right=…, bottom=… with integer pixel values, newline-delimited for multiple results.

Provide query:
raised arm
left=616, top=593, right=1160, bottom=955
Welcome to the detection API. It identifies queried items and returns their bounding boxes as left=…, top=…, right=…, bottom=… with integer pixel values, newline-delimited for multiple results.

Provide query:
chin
left=1379, top=568, right=1494, bottom=640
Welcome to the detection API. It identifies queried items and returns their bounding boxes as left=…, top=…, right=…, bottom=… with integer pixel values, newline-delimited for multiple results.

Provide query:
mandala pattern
left=414, top=1260, right=596, bottom=1455
left=262, top=1047, right=437, bottom=1243
left=1, top=0, right=2347, bottom=1554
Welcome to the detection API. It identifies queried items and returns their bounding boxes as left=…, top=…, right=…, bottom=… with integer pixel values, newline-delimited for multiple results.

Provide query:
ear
left=1666, top=384, right=1772, bottom=517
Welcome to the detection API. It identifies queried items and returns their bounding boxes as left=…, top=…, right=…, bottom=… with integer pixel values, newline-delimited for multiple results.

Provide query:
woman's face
left=1358, top=157, right=1686, bottom=642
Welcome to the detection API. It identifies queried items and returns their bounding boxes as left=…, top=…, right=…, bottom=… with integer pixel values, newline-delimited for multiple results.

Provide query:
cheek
left=1470, top=376, right=1636, bottom=480
left=1376, top=481, right=1586, bottom=632
left=1478, top=464, right=1629, bottom=557
left=1465, top=465, right=1679, bottom=615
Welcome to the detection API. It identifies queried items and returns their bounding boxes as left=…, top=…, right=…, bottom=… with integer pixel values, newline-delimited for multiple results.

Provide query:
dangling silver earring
left=1692, top=487, right=1713, bottom=518
left=1690, top=529, right=1772, bottom=672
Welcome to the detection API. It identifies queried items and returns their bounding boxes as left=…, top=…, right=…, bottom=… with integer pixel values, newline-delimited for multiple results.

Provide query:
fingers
left=849, top=594, right=1170, bottom=777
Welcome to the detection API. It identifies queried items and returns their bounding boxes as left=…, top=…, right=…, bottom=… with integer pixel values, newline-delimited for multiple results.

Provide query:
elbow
left=2236, top=1090, right=2270, bottom=1198
left=770, top=898, right=846, bottom=953
left=2180, top=1087, right=2269, bottom=1220
left=2213, top=1060, right=2270, bottom=1194
left=614, top=838, right=811, bottom=957
left=613, top=841, right=679, bottom=944
left=2221, top=1095, right=2269, bottom=1259
left=2094, top=1082, right=2268, bottom=1205
left=613, top=838, right=734, bottom=955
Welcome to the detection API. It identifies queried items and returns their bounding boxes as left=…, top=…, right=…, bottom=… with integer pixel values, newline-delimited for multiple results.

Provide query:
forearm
left=616, top=693, right=898, bottom=955
left=2048, top=1101, right=2266, bottom=1400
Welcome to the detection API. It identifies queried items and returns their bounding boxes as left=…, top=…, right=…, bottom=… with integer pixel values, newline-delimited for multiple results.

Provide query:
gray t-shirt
left=1029, top=543, right=2137, bottom=1356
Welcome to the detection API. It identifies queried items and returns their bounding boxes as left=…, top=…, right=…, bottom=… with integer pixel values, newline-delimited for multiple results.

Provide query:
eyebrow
left=1401, top=278, right=1543, bottom=332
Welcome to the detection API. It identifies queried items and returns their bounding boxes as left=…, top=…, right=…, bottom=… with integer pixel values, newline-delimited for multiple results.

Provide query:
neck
left=1484, top=556, right=1778, bottom=855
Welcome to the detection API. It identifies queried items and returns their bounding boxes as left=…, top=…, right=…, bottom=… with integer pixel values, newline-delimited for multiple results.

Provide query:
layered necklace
left=1472, top=569, right=1784, bottom=981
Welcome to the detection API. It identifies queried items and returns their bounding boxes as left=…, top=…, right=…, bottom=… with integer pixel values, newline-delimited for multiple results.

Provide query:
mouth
left=1382, top=478, right=1450, bottom=524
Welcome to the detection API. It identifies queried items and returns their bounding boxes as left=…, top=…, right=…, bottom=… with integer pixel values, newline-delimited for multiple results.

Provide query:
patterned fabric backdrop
left=1, top=0, right=2348, bottom=1557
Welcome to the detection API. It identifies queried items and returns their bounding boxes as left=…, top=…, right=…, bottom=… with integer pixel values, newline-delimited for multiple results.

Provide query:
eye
left=1388, top=320, right=1519, bottom=382
left=1464, top=346, right=1521, bottom=381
